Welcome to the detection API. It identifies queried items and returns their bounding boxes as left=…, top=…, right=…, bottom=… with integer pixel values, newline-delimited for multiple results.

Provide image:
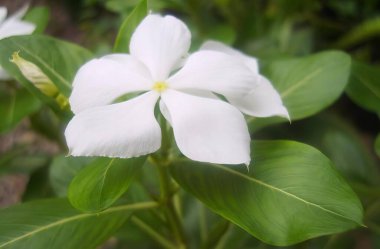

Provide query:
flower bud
left=10, top=51, right=69, bottom=109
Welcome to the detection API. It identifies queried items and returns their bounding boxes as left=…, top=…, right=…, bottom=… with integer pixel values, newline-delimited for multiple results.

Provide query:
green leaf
left=49, top=156, right=93, bottom=197
left=113, top=0, right=147, bottom=53
left=252, top=51, right=351, bottom=129
left=0, top=87, right=41, bottom=133
left=170, top=140, right=363, bottom=246
left=0, top=35, right=93, bottom=102
left=334, top=17, right=380, bottom=49
left=0, top=198, right=156, bottom=249
left=68, top=157, right=146, bottom=212
left=258, top=114, right=380, bottom=186
left=346, top=61, right=380, bottom=114
left=23, top=7, right=50, bottom=34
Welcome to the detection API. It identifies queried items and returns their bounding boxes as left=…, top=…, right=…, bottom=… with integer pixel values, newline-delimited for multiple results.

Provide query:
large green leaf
left=68, top=157, right=146, bottom=212
left=0, top=198, right=156, bottom=249
left=0, top=35, right=93, bottom=101
left=256, top=114, right=380, bottom=186
left=251, top=51, right=351, bottom=129
left=346, top=61, right=380, bottom=114
left=0, top=87, right=41, bottom=133
left=113, top=0, right=147, bottom=53
left=170, top=140, right=363, bottom=246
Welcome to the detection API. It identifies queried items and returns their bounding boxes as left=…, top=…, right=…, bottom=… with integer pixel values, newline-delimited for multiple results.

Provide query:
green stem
left=151, top=116, right=187, bottom=249
left=131, top=216, right=177, bottom=249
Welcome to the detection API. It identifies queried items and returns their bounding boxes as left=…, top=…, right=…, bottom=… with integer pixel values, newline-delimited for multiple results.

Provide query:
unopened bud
left=10, top=51, right=69, bottom=109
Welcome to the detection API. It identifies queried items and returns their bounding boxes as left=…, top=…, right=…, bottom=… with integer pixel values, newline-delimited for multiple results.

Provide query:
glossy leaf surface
left=0, top=198, right=134, bottom=249
left=346, top=61, right=380, bottom=114
left=171, top=140, right=363, bottom=246
left=49, top=155, right=92, bottom=197
left=250, top=51, right=351, bottom=130
left=68, top=157, right=146, bottom=212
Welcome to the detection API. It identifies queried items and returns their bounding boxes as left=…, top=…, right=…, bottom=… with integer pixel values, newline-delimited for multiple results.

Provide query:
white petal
left=161, top=90, right=251, bottom=165
left=0, top=20, right=35, bottom=39
left=200, top=40, right=259, bottom=74
left=65, top=91, right=161, bottom=158
left=159, top=100, right=172, bottom=125
left=227, top=76, right=289, bottom=119
left=0, top=5, right=35, bottom=39
left=0, top=7, right=7, bottom=24
left=130, top=14, right=191, bottom=81
left=0, top=66, right=10, bottom=80
left=168, top=51, right=256, bottom=97
left=70, top=54, right=152, bottom=114
left=200, top=41, right=289, bottom=119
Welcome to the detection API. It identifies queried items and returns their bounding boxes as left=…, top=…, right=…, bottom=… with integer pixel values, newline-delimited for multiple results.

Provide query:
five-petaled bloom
left=0, top=5, right=35, bottom=79
left=65, top=15, right=289, bottom=165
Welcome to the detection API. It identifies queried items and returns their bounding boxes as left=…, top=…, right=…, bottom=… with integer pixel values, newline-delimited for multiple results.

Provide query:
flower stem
left=151, top=115, right=187, bottom=249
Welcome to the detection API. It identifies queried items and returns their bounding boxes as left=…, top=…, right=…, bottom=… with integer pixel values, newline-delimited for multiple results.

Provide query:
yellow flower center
left=152, top=81, right=168, bottom=93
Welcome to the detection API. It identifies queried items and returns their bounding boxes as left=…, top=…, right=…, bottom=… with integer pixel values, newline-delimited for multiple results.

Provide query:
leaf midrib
left=280, top=68, right=323, bottom=98
left=355, top=74, right=380, bottom=99
left=98, top=159, right=115, bottom=207
left=0, top=201, right=157, bottom=248
left=12, top=40, right=72, bottom=89
left=210, top=163, right=360, bottom=224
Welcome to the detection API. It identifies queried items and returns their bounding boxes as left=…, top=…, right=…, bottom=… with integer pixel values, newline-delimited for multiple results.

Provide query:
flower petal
left=70, top=54, right=152, bottom=114
left=161, top=90, right=251, bottom=165
left=65, top=91, right=161, bottom=158
left=200, top=41, right=289, bottom=119
left=130, top=15, right=191, bottom=81
left=200, top=40, right=259, bottom=73
left=0, top=21, right=35, bottom=39
left=0, top=5, right=35, bottom=39
left=158, top=100, right=171, bottom=126
left=227, top=76, right=290, bottom=119
left=167, top=51, right=256, bottom=97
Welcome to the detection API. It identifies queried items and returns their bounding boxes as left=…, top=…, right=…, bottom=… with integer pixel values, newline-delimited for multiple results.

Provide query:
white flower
left=200, top=41, right=289, bottom=119
left=65, top=14, right=288, bottom=165
left=0, top=5, right=36, bottom=80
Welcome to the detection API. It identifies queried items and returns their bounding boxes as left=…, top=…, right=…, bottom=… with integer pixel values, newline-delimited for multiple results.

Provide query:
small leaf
left=49, top=155, right=93, bottom=197
left=23, top=6, right=50, bottom=34
left=113, top=0, right=147, bottom=53
left=346, top=61, right=380, bottom=114
left=170, top=140, right=363, bottom=246
left=0, top=87, right=40, bottom=133
left=68, top=157, right=146, bottom=212
left=0, top=198, right=155, bottom=249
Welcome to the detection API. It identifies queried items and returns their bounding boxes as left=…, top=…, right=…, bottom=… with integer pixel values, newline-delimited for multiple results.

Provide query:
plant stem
left=151, top=116, right=187, bottom=249
left=131, top=216, right=177, bottom=249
